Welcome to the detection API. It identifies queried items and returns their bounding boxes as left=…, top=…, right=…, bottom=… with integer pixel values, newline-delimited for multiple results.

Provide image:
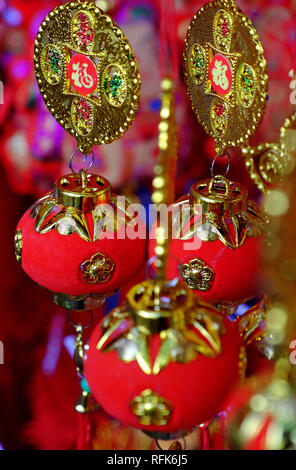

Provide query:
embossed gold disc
left=184, top=0, right=268, bottom=155
left=34, top=0, right=141, bottom=154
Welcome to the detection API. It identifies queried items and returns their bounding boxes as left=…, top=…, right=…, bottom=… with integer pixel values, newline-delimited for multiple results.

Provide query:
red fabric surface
left=17, top=201, right=147, bottom=296
left=149, top=225, right=264, bottom=304
left=85, top=312, right=243, bottom=433
left=24, top=343, right=80, bottom=450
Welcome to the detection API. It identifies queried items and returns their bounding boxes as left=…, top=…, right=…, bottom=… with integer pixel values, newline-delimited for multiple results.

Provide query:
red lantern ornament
left=13, top=0, right=144, bottom=311
left=85, top=280, right=245, bottom=436
left=149, top=175, right=267, bottom=314
left=15, top=171, right=146, bottom=310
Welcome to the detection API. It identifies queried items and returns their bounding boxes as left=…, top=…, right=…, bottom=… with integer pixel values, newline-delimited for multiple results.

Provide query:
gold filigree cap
left=178, top=175, right=266, bottom=249
left=190, top=175, right=248, bottom=217
left=98, top=279, right=225, bottom=375
left=126, top=280, right=195, bottom=334
left=54, top=172, right=111, bottom=211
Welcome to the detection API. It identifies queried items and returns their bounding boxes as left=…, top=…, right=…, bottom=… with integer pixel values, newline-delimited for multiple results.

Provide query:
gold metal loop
left=208, top=175, right=230, bottom=197
left=155, top=437, right=187, bottom=450
left=79, top=169, right=87, bottom=189
left=66, top=310, right=94, bottom=330
left=145, top=256, right=160, bottom=281
left=145, top=256, right=179, bottom=285
left=69, top=149, right=95, bottom=175
left=210, top=152, right=231, bottom=178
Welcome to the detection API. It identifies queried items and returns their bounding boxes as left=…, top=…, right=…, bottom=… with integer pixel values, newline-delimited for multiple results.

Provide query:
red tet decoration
left=15, top=173, right=146, bottom=304
left=209, top=54, right=232, bottom=95
left=85, top=296, right=244, bottom=434
left=149, top=176, right=266, bottom=312
left=67, top=54, right=98, bottom=96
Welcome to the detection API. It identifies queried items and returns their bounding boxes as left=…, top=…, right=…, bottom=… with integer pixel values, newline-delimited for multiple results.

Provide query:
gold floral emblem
left=179, top=258, right=214, bottom=291
left=130, top=389, right=172, bottom=426
left=81, top=252, right=115, bottom=284
left=14, top=229, right=23, bottom=264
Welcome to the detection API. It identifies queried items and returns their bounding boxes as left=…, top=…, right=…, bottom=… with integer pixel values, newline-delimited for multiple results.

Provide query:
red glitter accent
left=77, top=13, right=94, bottom=47
left=209, top=54, right=233, bottom=96
left=215, top=103, right=225, bottom=117
left=221, top=20, right=230, bottom=37
left=67, top=54, right=98, bottom=96
left=77, top=99, right=92, bottom=125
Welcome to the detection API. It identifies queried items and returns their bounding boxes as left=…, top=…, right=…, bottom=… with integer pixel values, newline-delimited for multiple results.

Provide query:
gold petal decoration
left=30, top=185, right=139, bottom=243
left=92, top=202, right=134, bottom=241
left=96, top=281, right=226, bottom=375
left=97, top=317, right=128, bottom=351
left=38, top=207, right=91, bottom=242
left=234, top=297, right=271, bottom=346
left=127, top=329, right=152, bottom=375
left=178, top=176, right=267, bottom=249
left=191, top=310, right=224, bottom=355
left=232, top=213, right=248, bottom=248
left=152, top=330, right=179, bottom=375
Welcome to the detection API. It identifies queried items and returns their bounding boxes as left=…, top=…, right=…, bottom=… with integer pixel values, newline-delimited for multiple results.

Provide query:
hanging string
left=159, top=0, right=178, bottom=81
left=200, top=426, right=211, bottom=450
left=150, top=0, right=179, bottom=281
left=76, top=414, right=92, bottom=450
left=292, top=8, right=296, bottom=75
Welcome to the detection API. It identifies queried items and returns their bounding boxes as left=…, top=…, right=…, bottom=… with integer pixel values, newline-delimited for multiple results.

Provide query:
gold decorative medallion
left=34, top=0, right=141, bottom=154
left=130, top=389, right=172, bottom=426
left=184, top=0, right=268, bottom=155
left=179, top=258, right=214, bottom=291
left=14, top=229, right=23, bottom=264
left=81, top=252, right=115, bottom=284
